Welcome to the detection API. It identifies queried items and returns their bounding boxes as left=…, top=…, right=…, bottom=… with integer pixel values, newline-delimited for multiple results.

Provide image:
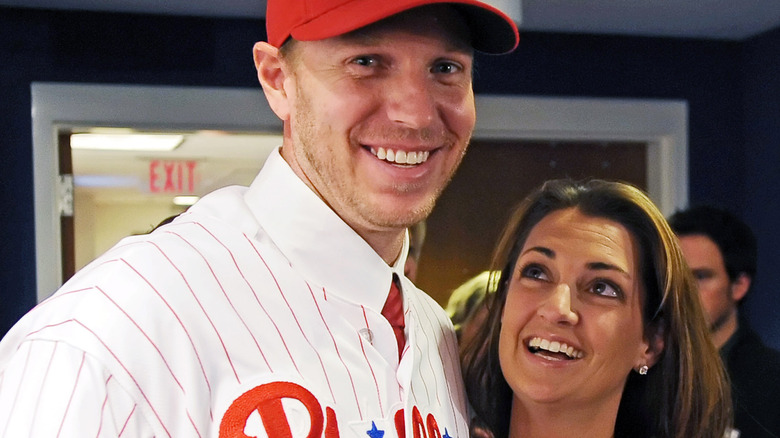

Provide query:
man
left=669, top=205, right=780, bottom=438
left=0, top=0, right=518, bottom=436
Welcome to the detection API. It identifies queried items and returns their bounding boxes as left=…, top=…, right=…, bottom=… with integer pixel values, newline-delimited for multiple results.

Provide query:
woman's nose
left=539, top=283, right=579, bottom=325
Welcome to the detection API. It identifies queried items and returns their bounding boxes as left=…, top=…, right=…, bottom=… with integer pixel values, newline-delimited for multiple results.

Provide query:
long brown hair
left=461, top=179, right=732, bottom=438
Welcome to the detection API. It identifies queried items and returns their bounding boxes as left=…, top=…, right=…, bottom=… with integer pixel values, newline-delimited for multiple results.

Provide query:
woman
left=461, top=179, right=732, bottom=438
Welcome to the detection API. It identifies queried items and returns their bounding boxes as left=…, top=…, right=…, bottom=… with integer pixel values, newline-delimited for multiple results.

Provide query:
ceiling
left=2, top=0, right=780, bottom=40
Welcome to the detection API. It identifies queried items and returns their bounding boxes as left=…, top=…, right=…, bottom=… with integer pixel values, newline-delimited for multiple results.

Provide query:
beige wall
left=73, top=190, right=185, bottom=271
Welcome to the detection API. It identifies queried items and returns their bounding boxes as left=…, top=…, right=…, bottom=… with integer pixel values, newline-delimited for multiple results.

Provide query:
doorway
left=61, top=128, right=282, bottom=281
left=417, top=139, right=648, bottom=304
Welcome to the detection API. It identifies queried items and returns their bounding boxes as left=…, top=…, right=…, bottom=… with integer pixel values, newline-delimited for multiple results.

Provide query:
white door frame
left=32, top=82, right=687, bottom=302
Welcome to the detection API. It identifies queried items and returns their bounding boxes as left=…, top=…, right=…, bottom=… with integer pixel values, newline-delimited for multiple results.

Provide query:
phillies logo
left=219, top=381, right=451, bottom=438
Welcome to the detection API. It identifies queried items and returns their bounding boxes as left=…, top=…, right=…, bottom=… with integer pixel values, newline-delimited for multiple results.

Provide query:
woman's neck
left=507, top=395, right=618, bottom=438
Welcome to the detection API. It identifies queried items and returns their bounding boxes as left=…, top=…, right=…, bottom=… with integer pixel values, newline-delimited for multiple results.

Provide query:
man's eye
left=432, top=62, right=461, bottom=74
left=591, top=281, right=621, bottom=298
left=352, top=56, right=376, bottom=67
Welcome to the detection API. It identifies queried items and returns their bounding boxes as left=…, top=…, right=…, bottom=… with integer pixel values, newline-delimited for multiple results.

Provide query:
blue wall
left=1, top=7, right=778, bottom=348
left=742, top=27, right=780, bottom=349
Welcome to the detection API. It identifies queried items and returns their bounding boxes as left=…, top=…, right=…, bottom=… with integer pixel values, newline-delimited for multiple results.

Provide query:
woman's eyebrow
left=587, top=262, right=631, bottom=279
left=522, top=246, right=555, bottom=258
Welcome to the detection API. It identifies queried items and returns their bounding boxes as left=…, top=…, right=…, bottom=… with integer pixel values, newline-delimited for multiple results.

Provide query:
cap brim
left=289, top=0, right=519, bottom=55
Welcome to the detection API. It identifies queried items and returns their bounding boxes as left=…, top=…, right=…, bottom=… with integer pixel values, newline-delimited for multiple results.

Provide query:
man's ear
left=730, top=273, right=751, bottom=302
left=253, top=41, right=291, bottom=121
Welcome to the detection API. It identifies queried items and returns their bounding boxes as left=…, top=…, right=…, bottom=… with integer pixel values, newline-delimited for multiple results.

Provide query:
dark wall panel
left=474, top=32, right=745, bottom=209
left=742, top=26, right=780, bottom=350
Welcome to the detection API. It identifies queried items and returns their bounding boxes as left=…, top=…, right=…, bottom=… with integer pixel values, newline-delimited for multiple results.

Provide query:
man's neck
left=359, top=228, right=405, bottom=266
left=712, top=310, right=739, bottom=350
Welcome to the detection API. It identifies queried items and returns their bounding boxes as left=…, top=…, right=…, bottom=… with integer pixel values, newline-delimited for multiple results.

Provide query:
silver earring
left=638, top=365, right=649, bottom=375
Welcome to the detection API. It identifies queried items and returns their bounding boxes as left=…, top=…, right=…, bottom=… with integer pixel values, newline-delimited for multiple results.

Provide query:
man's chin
left=381, top=200, right=433, bottom=227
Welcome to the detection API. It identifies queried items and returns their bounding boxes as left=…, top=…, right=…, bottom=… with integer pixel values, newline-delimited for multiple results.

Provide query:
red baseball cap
left=266, top=0, right=519, bottom=55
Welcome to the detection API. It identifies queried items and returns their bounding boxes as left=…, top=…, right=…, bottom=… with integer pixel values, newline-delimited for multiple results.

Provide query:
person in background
left=669, top=205, right=780, bottom=438
left=462, top=179, right=732, bottom=438
left=404, top=220, right=427, bottom=281
left=446, top=270, right=496, bottom=346
left=445, top=270, right=497, bottom=438
left=0, top=0, right=519, bottom=436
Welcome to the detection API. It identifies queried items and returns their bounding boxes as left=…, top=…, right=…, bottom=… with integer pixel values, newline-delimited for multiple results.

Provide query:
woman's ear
left=253, top=41, right=291, bottom=121
left=640, top=324, right=666, bottom=369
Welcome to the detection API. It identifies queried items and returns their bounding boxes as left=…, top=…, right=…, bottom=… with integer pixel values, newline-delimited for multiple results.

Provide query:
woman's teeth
left=528, top=337, right=583, bottom=359
left=371, top=147, right=430, bottom=165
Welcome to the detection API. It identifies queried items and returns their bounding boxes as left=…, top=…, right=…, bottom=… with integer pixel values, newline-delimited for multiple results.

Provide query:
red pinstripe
left=244, top=234, right=336, bottom=401
left=196, top=228, right=305, bottom=376
left=148, top=237, right=240, bottom=386
left=36, top=286, right=93, bottom=307
left=417, top=307, right=441, bottom=407
left=0, top=338, right=34, bottom=437
left=308, top=285, right=364, bottom=419
left=44, top=320, right=174, bottom=438
left=186, top=410, right=203, bottom=438
left=414, top=340, right=432, bottom=402
left=44, top=254, right=221, bottom=399
left=118, top=404, right=136, bottom=436
left=96, top=283, right=185, bottom=392
left=57, top=351, right=86, bottom=437
left=95, top=376, right=111, bottom=438
left=359, top=305, right=385, bottom=417
left=31, top=342, right=59, bottom=435
left=169, top=228, right=272, bottom=375
left=420, top=296, right=463, bottom=438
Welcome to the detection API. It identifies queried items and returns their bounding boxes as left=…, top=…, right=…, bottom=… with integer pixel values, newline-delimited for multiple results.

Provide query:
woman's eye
left=521, top=264, right=548, bottom=281
left=591, top=281, right=621, bottom=298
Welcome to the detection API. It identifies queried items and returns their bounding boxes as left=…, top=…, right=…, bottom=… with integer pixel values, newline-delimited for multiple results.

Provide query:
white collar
left=245, top=148, right=408, bottom=313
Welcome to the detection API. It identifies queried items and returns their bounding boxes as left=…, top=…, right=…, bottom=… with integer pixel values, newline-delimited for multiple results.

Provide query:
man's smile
left=369, top=146, right=432, bottom=165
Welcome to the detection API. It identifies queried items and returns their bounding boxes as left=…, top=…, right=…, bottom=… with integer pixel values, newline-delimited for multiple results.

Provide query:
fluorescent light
left=173, top=196, right=199, bottom=206
left=73, top=175, right=140, bottom=188
left=71, top=133, right=184, bottom=151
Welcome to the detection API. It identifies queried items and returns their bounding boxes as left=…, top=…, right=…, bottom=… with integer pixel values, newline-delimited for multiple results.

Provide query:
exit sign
left=149, top=160, right=197, bottom=194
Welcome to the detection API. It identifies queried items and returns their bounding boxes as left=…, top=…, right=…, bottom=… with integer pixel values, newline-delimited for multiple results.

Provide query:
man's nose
left=384, top=71, right=437, bottom=129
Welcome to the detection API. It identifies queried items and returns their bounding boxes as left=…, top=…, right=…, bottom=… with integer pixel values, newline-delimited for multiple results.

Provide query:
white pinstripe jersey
left=0, top=149, right=468, bottom=437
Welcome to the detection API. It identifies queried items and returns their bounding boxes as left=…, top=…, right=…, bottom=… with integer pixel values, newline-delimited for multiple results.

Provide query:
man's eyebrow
left=336, top=31, right=382, bottom=46
left=336, top=28, right=472, bottom=53
left=691, top=268, right=715, bottom=275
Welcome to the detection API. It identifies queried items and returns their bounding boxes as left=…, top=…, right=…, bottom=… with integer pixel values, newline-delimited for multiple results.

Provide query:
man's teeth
left=371, top=147, right=430, bottom=165
left=528, top=337, right=583, bottom=359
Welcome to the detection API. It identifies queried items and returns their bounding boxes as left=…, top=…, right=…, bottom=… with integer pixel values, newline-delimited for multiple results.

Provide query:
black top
left=721, top=317, right=780, bottom=438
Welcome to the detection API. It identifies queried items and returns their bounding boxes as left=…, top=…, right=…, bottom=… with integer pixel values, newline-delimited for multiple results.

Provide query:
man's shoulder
left=727, top=322, right=780, bottom=391
left=729, top=325, right=780, bottom=438
left=730, top=322, right=780, bottom=364
left=404, top=282, right=456, bottom=330
left=3, top=209, right=280, bottom=353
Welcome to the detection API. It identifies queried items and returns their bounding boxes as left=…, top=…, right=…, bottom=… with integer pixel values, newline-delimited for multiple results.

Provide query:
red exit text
left=149, top=160, right=197, bottom=193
